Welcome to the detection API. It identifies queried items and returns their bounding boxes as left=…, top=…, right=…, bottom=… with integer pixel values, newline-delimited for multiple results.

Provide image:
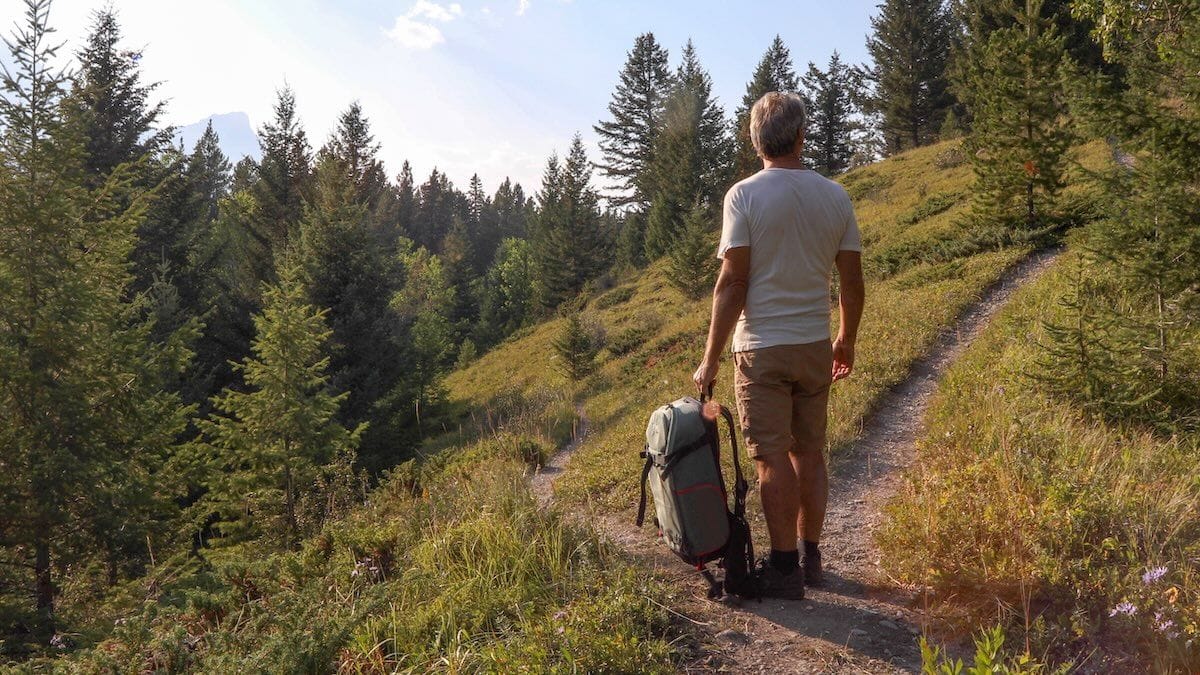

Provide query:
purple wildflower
left=1143, top=566, right=1168, bottom=585
left=1110, top=601, right=1137, bottom=617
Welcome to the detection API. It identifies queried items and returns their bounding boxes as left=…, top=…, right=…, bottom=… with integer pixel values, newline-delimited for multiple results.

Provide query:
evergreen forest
left=1, top=0, right=1198, bottom=671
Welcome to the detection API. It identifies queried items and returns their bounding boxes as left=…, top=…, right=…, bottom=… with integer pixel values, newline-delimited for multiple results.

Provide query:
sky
left=0, top=0, right=879, bottom=195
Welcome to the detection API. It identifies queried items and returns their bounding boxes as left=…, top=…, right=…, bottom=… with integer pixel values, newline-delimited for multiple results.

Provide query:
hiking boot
left=754, top=557, right=805, bottom=600
left=802, top=549, right=823, bottom=586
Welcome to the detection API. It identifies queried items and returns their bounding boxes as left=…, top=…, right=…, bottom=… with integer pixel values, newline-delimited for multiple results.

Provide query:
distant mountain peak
left=175, top=112, right=261, bottom=161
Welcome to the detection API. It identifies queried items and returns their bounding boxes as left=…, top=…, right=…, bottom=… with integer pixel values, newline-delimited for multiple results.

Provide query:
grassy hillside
left=25, top=435, right=681, bottom=672
left=445, top=139, right=1109, bottom=516
left=878, top=249, right=1200, bottom=671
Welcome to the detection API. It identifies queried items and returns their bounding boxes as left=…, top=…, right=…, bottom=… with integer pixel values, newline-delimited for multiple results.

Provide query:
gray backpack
left=636, top=394, right=756, bottom=599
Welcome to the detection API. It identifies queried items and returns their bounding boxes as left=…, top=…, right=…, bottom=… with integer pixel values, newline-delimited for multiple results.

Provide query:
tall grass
left=33, top=435, right=677, bottom=673
left=879, top=252, right=1200, bottom=670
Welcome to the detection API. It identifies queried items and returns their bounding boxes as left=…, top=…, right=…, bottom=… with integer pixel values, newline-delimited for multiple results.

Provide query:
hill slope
left=42, top=139, right=1110, bottom=672
left=444, top=139, right=1106, bottom=514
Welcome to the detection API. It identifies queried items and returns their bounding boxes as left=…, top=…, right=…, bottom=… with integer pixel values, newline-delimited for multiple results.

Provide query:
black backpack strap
left=699, top=566, right=723, bottom=600
left=719, top=405, right=748, bottom=520
left=718, top=404, right=758, bottom=599
left=635, top=449, right=653, bottom=527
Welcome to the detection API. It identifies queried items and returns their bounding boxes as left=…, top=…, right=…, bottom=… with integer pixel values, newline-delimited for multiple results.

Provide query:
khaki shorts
left=733, top=340, right=833, bottom=459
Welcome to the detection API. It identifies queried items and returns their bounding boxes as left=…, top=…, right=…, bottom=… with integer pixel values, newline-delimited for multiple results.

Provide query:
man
left=693, top=91, right=864, bottom=599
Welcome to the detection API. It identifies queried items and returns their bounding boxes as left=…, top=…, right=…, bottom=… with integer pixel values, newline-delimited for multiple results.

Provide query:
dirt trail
left=535, top=250, right=1061, bottom=673
left=531, top=404, right=588, bottom=507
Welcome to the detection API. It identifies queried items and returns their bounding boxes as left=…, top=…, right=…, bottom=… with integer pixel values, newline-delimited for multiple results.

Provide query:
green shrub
left=921, top=626, right=1068, bottom=674
left=607, top=315, right=663, bottom=357
left=594, top=285, right=635, bottom=309
left=554, top=313, right=604, bottom=381
left=842, top=170, right=895, bottom=201
left=897, top=191, right=964, bottom=226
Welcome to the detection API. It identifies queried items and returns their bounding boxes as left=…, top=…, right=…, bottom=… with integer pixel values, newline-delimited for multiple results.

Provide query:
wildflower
left=1110, top=601, right=1137, bottom=617
left=1143, top=566, right=1168, bottom=585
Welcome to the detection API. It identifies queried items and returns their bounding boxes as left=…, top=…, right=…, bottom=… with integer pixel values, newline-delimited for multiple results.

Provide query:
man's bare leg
left=791, top=448, right=828, bottom=543
left=756, top=452, right=801, bottom=553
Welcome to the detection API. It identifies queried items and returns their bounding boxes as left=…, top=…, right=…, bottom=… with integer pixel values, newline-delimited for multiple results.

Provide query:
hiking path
left=532, top=249, right=1061, bottom=673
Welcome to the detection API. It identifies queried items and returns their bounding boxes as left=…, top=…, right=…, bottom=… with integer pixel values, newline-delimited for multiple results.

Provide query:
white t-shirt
left=718, top=168, right=862, bottom=353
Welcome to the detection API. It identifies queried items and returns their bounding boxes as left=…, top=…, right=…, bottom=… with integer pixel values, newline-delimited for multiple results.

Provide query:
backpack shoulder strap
left=635, top=448, right=653, bottom=527
left=718, top=405, right=748, bottom=519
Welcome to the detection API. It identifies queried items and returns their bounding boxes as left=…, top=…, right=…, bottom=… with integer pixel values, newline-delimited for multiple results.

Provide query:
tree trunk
left=284, top=462, right=296, bottom=549
left=1157, top=285, right=1168, bottom=381
left=34, top=534, right=54, bottom=640
left=1027, top=179, right=1035, bottom=227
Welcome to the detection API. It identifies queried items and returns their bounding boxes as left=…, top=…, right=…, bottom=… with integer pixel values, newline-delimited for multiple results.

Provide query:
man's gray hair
left=750, top=92, right=807, bottom=159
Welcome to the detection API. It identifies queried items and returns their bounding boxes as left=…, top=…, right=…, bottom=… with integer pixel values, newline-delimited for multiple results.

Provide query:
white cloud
left=385, top=15, right=445, bottom=49
left=409, top=0, right=463, bottom=22
left=385, top=1, right=464, bottom=50
left=517, top=0, right=531, bottom=16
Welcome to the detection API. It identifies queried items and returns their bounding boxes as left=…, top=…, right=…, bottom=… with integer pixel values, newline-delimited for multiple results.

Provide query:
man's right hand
left=832, top=338, right=855, bottom=381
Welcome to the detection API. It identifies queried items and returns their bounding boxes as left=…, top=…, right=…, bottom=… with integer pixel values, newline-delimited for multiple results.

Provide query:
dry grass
left=879, top=251, right=1200, bottom=670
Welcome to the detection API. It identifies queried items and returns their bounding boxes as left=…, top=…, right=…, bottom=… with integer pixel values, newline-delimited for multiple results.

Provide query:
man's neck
left=762, top=155, right=806, bottom=170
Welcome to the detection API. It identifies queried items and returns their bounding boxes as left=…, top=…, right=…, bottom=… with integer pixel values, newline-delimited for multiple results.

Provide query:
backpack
left=636, top=394, right=757, bottom=600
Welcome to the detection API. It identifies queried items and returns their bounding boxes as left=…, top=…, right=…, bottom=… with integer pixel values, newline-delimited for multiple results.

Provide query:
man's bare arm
left=832, top=250, right=864, bottom=381
left=693, top=246, right=750, bottom=394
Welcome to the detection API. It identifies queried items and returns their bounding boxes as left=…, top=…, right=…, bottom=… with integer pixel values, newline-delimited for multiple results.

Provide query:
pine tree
left=1035, top=3, right=1200, bottom=428
left=323, top=102, right=395, bottom=234
left=803, top=52, right=857, bottom=176
left=644, top=40, right=731, bottom=260
left=390, top=160, right=418, bottom=250
left=187, top=122, right=232, bottom=225
left=190, top=189, right=272, bottom=403
left=467, top=173, right=501, bottom=273
left=255, top=87, right=312, bottom=249
left=475, top=237, right=535, bottom=348
left=667, top=203, right=720, bottom=299
left=133, top=123, right=231, bottom=334
left=231, top=155, right=258, bottom=192
left=66, top=7, right=169, bottom=185
left=733, top=35, right=800, bottom=178
left=616, top=209, right=647, bottom=269
left=846, top=67, right=888, bottom=166
left=65, top=7, right=182, bottom=299
left=594, top=32, right=673, bottom=208
left=532, top=136, right=610, bottom=307
left=172, top=122, right=232, bottom=322
left=197, top=264, right=361, bottom=549
left=391, top=242, right=457, bottom=427
left=1035, top=256, right=1148, bottom=418
left=1084, top=137, right=1200, bottom=417
left=440, top=213, right=480, bottom=334
left=963, top=0, right=1073, bottom=229
left=952, top=0, right=1104, bottom=91
left=865, top=0, right=955, bottom=153
left=0, top=0, right=192, bottom=637
left=493, top=177, right=529, bottom=240
left=412, top=168, right=460, bottom=253
left=297, top=154, right=410, bottom=472
left=553, top=313, right=600, bottom=381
